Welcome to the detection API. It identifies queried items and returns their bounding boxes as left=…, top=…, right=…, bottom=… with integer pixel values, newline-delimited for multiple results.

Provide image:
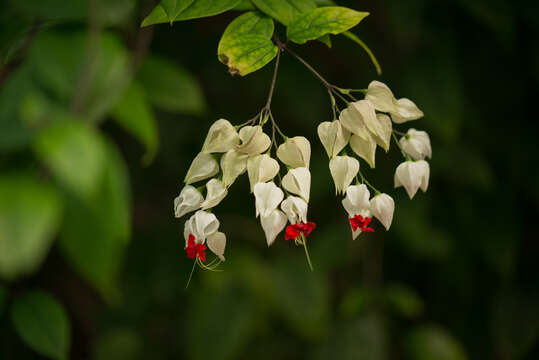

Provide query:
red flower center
left=349, top=215, right=374, bottom=233
left=185, top=234, right=207, bottom=262
left=285, top=222, right=316, bottom=240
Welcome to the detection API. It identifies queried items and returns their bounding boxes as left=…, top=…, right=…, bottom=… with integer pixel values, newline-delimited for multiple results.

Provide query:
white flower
left=342, top=184, right=371, bottom=218
left=399, top=129, right=432, bottom=160
left=282, top=167, right=311, bottom=202
left=276, top=136, right=311, bottom=168
left=372, top=113, right=392, bottom=151
left=253, top=181, right=284, bottom=218
left=206, top=231, right=226, bottom=261
left=366, top=81, right=423, bottom=124
left=247, top=154, right=279, bottom=192
left=201, top=179, right=227, bottom=210
left=350, top=133, right=376, bottom=168
left=339, top=103, right=370, bottom=138
left=370, top=193, right=394, bottom=231
left=236, top=125, right=271, bottom=155
left=329, top=156, right=359, bottom=195
left=350, top=100, right=386, bottom=141
left=174, top=185, right=203, bottom=218
left=184, top=152, right=219, bottom=184
left=281, top=196, right=308, bottom=224
left=201, top=119, right=240, bottom=153
left=184, top=210, right=220, bottom=243
left=394, top=160, right=430, bottom=199
left=260, top=209, right=287, bottom=246
left=220, top=150, right=248, bottom=187
left=317, top=120, right=350, bottom=158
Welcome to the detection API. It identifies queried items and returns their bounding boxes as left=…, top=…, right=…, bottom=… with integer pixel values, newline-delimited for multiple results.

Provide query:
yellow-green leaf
left=251, top=0, right=316, bottom=25
left=142, top=0, right=241, bottom=26
left=160, top=0, right=195, bottom=22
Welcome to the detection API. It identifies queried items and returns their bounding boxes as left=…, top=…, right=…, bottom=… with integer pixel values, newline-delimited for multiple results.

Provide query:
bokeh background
left=1, top=0, right=538, bottom=359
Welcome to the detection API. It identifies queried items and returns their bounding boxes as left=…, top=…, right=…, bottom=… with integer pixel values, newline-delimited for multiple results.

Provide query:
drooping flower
left=350, top=133, right=377, bottom=168
left=174, top=185, right=203, bottom=218
left=282, top=167, right=311, bottom=202
left=253, top=181, right=284, bottom=218
left=236, top=125, right=271, bottom=155
left=184, top=210, right=220, bottom=243
left=220, top=150, right=248, bottom=187
left=329, top=156, right=359, bottom=195
left=284, top=222, right=316, bottom=240
left=339, top=103, right=370, bottom=138
left=185, top=234, right=207, bottom=262
left=206, top=231, right=226, bottom=261
left=391, top=98, right=424, bottom=124
left=281, top=196, right=308, bottom=224
left=260, top=209, right=287, bottom=246
left=394, top=160, right=430, bottom=199
left=200, top=178, right=227, bottom=210
left=365, top=81, right=424, bottom=124
left=350, top=100, right=386, bottom=142
left=184, top=153, right=219, bottom=184
left=201, top=119, right=240, bottom=153
left=399, top=129, right=432, bottom=160
left=370, top=193, right=395, bottom=231
left=342, top=184, right=374, bottom=239
left=372, top=113, right=392, bottom=151
left=317, top=120, right=350, bottom=158
left=247, top=154, right=279, bottom=192
left=277, top=136, right=311, bottom=168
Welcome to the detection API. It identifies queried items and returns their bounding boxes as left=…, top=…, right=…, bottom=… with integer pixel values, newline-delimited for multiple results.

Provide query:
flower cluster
left=319, top=81, right=431, bottom=239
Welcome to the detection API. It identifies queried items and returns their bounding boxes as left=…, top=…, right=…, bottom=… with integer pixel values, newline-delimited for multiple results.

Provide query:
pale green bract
left=217, top=12, right=278, bottom=76
left=142, top=0, right=241, bottom=26
left=287, top=6, right=369, bottom=44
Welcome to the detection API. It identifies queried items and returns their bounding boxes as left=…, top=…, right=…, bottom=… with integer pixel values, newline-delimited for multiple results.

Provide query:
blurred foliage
left=0, top=0, right=538, bottom=359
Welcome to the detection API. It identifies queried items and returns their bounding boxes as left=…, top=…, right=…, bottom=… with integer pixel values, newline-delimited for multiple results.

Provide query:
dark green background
left=1, top=0, right=538, bottom=359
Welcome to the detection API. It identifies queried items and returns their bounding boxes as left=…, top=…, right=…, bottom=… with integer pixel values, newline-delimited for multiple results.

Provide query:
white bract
left=281, top=196, right=308, bottom=224
left=317, top=120, right=350, bottom=158
left=220, top=150, right=248, bottom=187
left=247, top=154, right=280, bottom=192
left=277, top=136, right=311, bottom=168
left=236, top=125, right=271, bottom=155
left=201, top=119, right=240, bottom=153
left=201, top=179, right=227, bottom=210
left=394, top=160, right=430, bottom=199
left=174, top=185, right=203, bottom=218
left=184, top=210, right=220, bottom=244
left=399, top=129, right=432, bottom=160
left=373, top=114, right=392, bottom=151
left=350, top=133, right=376, bottom=168
left=184, top=152, right=219, bottom=184
left=366, top=81, right=423, bottom=124
left=342, top=184, right=371, bottom=218
left=206, top=231, right=226, bottom=261
left=370, top=193, right=394, bottom=231
left=282, top=167, right=311, bottom=202
left=260, top=209, right=287, bottom=246
left=339, top=104, right=370, bottom=139
left=329, top=156, right=359, bottom=195
left=253, top=181, right=284, bottom=218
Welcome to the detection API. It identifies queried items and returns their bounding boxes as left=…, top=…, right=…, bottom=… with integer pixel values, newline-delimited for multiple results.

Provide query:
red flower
left=349, top=215, right=374, bottom=233
left=285, top=222, right=316, bottom=240
left=185, top=234, right=207, bottom=262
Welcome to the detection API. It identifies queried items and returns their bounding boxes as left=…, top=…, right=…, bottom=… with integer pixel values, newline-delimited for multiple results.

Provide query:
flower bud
left=370, top=193, right=394, bottom=231
left=220, top=150, right=248, bottom=187
left=282, top=167, right=311, bottom=202
left=201, top=179, right=227, bottom=210
left=391, top=98, right=424, bottom=124
left=184, top=152, right=219, bottom=184
left=260, top=209, right=287, bottom=246
left=281, top=196, right=308, bottom=224
left=373, top=113, right=392, bottom=151
left=277, top=136, right=311, bottom=168
left=350, top=100, right=385, bottom=143
left=350, top=133, right=376, bottom=168
left=247, top=154, right=279, bottom=192
left=184, top=210, right=220, bottom=243
left=329, top=156, right=359, bottom=195
left=339, top=104, right=369, bottom=137
left=394, top=160, right=430, bottom=199
left=317, top=120, right=350, bottom=158
left=202, top=119, right=240, bottom=153
left=236, top=125, right=271, bottom=155
left=206, top=231, right=226, bottom=261
left=174, top=185, right=203, bottom=218
left=253, top=181, right=284, bottom=218
left=365, top=80, right=399, bottom=113
left=399, top=129, right=432, bottom=160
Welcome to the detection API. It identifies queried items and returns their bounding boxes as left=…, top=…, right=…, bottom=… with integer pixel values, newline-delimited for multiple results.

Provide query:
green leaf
left=142, top=0, right=241, bottom=26
left=0, top=175, right=62, bottom=280
left=160, top=0, right=195, bottom=22
left=404, top=326, right=468, bottom=360
left=342, top=31, right=381, bottom=75
left=112, top=82, right=158, bottom=164
left=11, top=290, right=71, bottom=360
left=33, top=120, right=107, bottom=200
left=59, top=142, right=130, bottom=301
left=217, top=12, right=278, bottom=76
left=287, top=6, right=369, bottom=44
left=251, top=0, right=316, bottom=25
left=136, top=55, right=206, bottom=115
left=233, top=0, right=255, bottom=11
